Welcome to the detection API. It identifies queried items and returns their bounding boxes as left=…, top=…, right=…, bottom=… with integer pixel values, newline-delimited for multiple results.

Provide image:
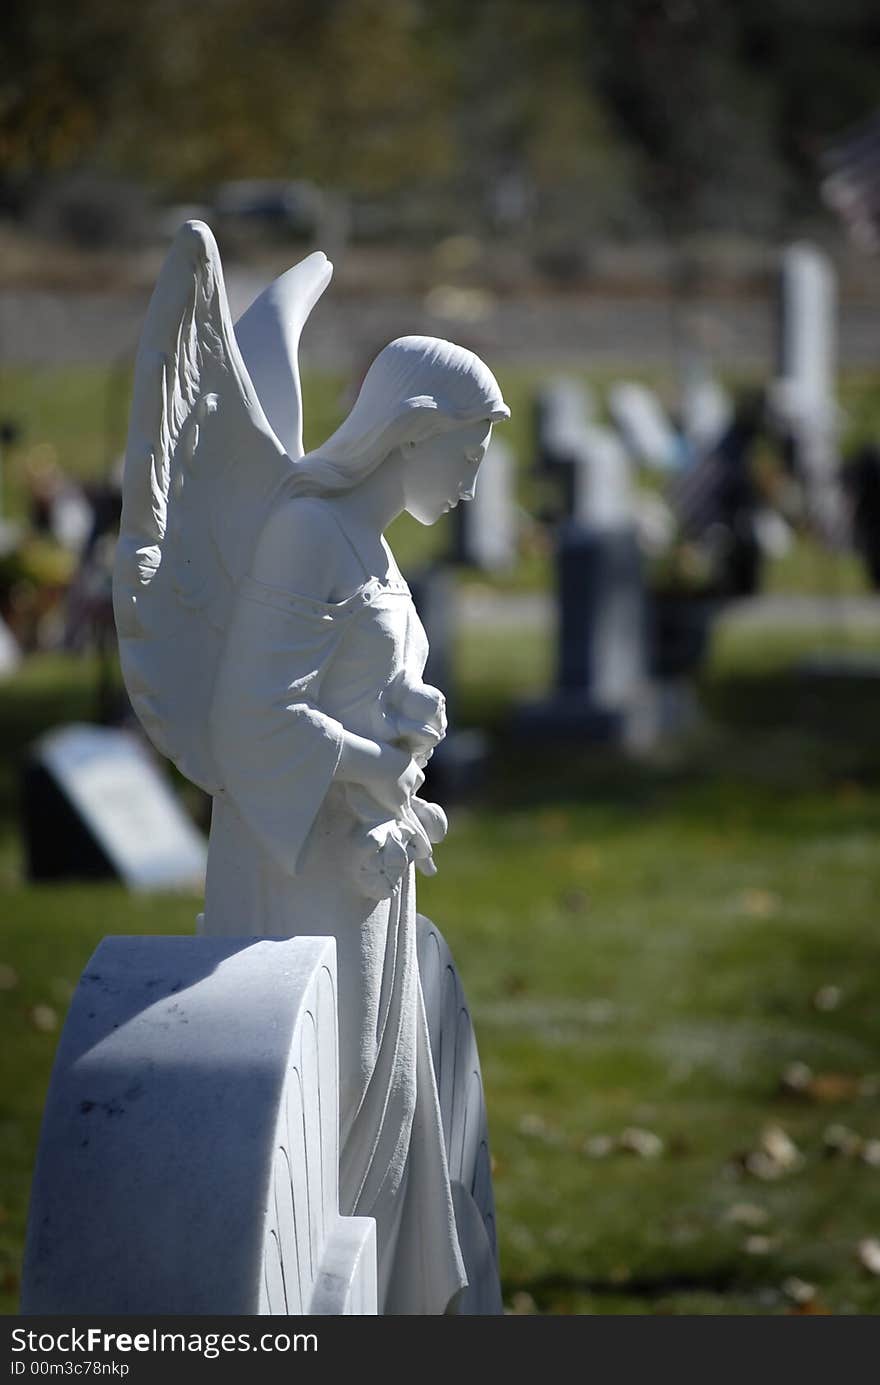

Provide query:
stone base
left=21, top=935, right=377, bottom=1315
left=511, top=695, right=625, bottom=743
left=511, top=680, right=702, bottom=750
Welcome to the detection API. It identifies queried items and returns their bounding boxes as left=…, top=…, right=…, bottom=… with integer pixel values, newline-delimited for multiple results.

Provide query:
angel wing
left=113, top=220, right=332, bottom=793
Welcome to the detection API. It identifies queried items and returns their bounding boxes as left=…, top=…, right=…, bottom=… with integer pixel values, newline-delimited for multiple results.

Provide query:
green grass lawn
left=1, top=363, right=879, bottom=1315
left=2, top=619, right=880, bottom=1316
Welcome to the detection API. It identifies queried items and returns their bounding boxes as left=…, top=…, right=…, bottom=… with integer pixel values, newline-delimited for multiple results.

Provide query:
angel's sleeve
left=209, top=574, right=348, bottom=875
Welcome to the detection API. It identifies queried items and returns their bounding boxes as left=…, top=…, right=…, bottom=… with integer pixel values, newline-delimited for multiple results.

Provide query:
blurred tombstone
left=772, top=242, right=845, bottom=544
left=0, top=420, right=24, bottom=554
left=671, top=390, right=771, bottom=599
left=22, top=724, right=207, bottom=889
left=0, top=418, right=24, bottom=518
left=26, top=453, right=94, bottom=556
left=556, top=528, right=646, bottom=722
left=0, top=612, right=21, bottom=677
left=50, top=486, right=94, bottom=554
left=678, top=357, right=733, bottom=462
left=845, top=442, right=880, bottom=589
left=608, top=382, right=681, bottom=472
left=560, top=427, right=646, bottom=716
left=572, top=425, right=633, bottom=530
left=537, top=378, right=594, bottom=451
left=452, top=436, right=517, bottom=572
left=63, top=473, right=123, bottom=651
left=516, top=416, right=650, bottom=743
left=534, top=378, right=594, bottom=518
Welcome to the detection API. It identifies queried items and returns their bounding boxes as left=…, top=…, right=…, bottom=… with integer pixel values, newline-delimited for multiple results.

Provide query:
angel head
left=293, top=335, right=510, bottom=523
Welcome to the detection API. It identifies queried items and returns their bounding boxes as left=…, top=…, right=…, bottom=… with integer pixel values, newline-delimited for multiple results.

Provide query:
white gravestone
left=515, top=413, right=649, bottom=742
left=417, top=915, right=501, bottom=1315
left=31, top=723, right=207, bottom=890
left=21, top=934, right=377, bottom=1315
left=22, top=918, right=498, bottom=1315
left=678, top=356, right=733, bottom=460
left=773, top=242, right=844, bottom=543
left=454, top=435, right=517, bottom=572
left=0, top=612, right=21, bottom=678
left=570, top=425, right=645, bottom=713
left=535, top=378, right=595, bottom=521
left=608, top=381, right=680, bottom=472
left=572, top=424, right=634, bottom=532
left=538, top=378, right=594, bottom=456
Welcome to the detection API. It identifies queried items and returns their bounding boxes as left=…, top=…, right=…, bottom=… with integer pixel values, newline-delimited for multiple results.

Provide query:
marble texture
left=110, top=221, right=508, bottom=1314
left=22, top=935, right=376, bottom=1315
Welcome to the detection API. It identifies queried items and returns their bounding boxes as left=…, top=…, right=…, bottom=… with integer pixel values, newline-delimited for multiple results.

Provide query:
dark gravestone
left=517, top=395, right=653, bottom=742
left=608, top=381, right=679, bottom=472
left=558, top=525, right=646, bottom=702
left=514, top=525, right=648, bottom=743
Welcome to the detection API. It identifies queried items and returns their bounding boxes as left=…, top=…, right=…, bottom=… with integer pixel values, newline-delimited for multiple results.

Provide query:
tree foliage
left=2, top=0, right=878, bottom=234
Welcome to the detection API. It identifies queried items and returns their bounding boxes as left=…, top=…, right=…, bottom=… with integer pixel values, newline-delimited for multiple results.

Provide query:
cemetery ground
left=2, top=622, right=880, bottom=1316
left=1, top=365, right=880, bottom=1315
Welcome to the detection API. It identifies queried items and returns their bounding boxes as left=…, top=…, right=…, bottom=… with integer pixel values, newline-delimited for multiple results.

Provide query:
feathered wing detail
left=113, top=220, right=332, bottom=793
left=234, top=253, right=333, bottom=459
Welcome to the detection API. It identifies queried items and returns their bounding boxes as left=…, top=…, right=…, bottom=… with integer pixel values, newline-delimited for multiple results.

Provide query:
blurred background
left=2, top=0, right=880, bottom=1315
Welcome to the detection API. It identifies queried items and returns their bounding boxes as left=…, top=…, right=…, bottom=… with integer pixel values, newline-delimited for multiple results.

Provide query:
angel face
left=402, top=420, right=493, bottom=526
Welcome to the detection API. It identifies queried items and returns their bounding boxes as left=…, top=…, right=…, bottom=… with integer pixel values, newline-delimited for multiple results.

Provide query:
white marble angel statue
left=113, top=221, right=509, bottom=1315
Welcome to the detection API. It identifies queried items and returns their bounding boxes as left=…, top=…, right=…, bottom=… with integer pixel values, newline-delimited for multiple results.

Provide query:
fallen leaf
left=743, top=1124, right=804, bottom=1180
left=782, top=1276, right=817, bottom=1305
left=760, top=1124, right=802, bottom=1170
left=808, top=1073, right=862, bottom=1103
left=30, top=1004, right=58, bottom=1033
left=745, top=1151, right=786, bottom=1181
left=780, top=1061, right=813, bottom=1095
left=812, top=985, right=842, bottom=1012
left=509, top=1291, right=537, bottom=1315
left=725, top=1202, right=770, bottom=1228
left=740, top=888, right=780, bottom=918
left=823, top=1124, right=863, bottom=1159
left=619, top=1127, right=664, bottom=1159
left=582, top=1134, right=615, bottom=1159
left=780, top=1064, right=861, bottom=1103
